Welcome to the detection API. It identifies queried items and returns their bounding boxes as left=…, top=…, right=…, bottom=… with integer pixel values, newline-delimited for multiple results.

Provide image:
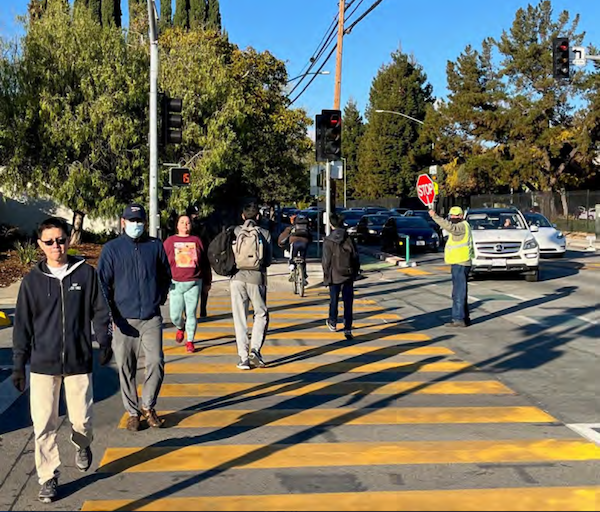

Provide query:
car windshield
left=467, top=212, right=527, bottom=230
left=367, top=215, right=387, bottom=226
left=341, top=211, right=364, bottom=220
left=394, top=217, right=430, bottom=228
left=524, top=213, right=552, bottom=228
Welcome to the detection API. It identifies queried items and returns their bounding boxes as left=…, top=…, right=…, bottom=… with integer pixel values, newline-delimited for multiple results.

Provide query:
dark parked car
left=405, top=209, right=444, bottom=238
left=392, top=216, right=440, bottom=252
left=353, top=214, right=389, bottom=244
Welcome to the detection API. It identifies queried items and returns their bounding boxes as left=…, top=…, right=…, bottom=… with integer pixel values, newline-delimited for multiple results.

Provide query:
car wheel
left=525, top=270, right=539, bottom=282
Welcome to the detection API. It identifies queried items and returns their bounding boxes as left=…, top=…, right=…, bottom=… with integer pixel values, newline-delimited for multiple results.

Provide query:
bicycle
left=291, top=256, right=306, bottom=297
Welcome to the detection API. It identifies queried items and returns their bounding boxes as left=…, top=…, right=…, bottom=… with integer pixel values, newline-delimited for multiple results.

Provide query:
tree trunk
left=560, top=189, right=569, bottom=218
left=70, top=211, right=85, bottom=246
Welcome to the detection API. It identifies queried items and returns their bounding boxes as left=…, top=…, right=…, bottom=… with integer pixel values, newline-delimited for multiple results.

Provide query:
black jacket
left=97, top=233, right=172, bottom=321
left=13, top=256, right=112, bottom=375
left=322, top=228, right=360, bottom=285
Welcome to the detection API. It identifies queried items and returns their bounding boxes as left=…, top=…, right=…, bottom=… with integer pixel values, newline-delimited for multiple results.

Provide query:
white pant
left=30, top=373, right=93, bottom=485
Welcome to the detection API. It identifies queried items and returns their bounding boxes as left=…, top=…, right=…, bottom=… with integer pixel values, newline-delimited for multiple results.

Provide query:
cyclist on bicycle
left=278, top=214, right=312, bottom=283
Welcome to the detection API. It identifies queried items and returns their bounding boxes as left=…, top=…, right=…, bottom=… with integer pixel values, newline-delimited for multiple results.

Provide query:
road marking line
left=164, top=331, right=430, bottom=341
left=397, top=268, right=433, bottom=276
left=81, top=486, right=600, bottom=511
left=576, top=315, right=598, bottom=325
left=567, top=423, right=600, bottom=446
left=505, top=293, right=527, bottom=301
left=97, top=439, right=600, bottom=472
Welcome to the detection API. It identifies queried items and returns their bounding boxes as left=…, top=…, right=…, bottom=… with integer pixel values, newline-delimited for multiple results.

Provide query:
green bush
left=14, top=241, right=39, bottom=266
left=67, top=248, right=80, bottom=256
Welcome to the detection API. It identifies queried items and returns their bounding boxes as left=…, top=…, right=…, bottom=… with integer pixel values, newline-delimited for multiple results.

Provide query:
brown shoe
left=141, top=407, right=163, bottom=428
left=126, top=415, right=140, bottom=432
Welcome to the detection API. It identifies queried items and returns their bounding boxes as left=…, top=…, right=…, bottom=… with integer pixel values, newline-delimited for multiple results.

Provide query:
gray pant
left=113, top=316, right=164, bottom=416
left=230, top=280, right=269, bottom=360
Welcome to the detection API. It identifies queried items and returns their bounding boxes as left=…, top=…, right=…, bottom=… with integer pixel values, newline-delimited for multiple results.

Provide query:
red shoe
left=185, top=341, right=195, bottom=353
left=175, top=329, right=185, bottom=343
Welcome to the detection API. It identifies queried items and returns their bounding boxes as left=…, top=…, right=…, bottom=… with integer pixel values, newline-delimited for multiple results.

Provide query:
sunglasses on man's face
left=40, top=237, right=67, bottom=247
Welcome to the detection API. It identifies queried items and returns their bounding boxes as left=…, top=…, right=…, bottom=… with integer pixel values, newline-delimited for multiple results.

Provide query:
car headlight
left=556, top=231, right=564, bottom=239
left=368, top=229, right=377, bottom=234
left=431, top=233, right=439, bottom=239
left=523, top=238, right=538, bottom=250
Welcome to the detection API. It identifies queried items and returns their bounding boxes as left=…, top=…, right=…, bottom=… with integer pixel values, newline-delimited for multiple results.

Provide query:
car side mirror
left=552, top=223, right=557, bottom=228
left=530, top=225, right=539, bottom=232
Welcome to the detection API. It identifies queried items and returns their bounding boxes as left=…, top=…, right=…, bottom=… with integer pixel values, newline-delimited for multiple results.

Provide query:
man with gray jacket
left=230, top=201, right=272, bottom=370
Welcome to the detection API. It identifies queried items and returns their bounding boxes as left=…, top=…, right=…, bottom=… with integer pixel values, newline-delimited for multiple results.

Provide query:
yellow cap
left=449, top=206, right=463, bottom=216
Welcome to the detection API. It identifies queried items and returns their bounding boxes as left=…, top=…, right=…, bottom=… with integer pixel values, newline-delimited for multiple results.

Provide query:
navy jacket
left=13, top=257, right=111, bottom=375
left=97, top=233, right=172, bottom=321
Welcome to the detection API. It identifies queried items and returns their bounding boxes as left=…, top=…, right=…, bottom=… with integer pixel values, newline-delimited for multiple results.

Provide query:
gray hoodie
left=322, top=228, right=360, bottom=285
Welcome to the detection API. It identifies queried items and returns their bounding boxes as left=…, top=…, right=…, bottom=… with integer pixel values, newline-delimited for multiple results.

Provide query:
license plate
left=491, top=258, right=507, bottom=267
left=416, top=241, right=425, bottom=246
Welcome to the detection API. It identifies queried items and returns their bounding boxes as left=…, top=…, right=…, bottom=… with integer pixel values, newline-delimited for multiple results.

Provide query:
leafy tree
left=188, top=0, right=206, bottom=29
left=160, top=0, right=172, bottom=29
left=1, top=2, right=148, bottom=244
left=101, top=0, right=121, bottom=27
left=88, top=0, right=101, bottom=23
left=173, top=0, right=189, bottom=29
left=356, top=49, right=433, bottom=199
left=341, top=98, right=364, bottom=199
left=207, top=0, right=221, bottom=32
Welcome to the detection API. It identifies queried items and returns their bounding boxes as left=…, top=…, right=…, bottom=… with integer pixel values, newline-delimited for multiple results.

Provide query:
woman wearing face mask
left=163, top=214, right=211, bottom=353
left=97, top=203, right=172, bottom=432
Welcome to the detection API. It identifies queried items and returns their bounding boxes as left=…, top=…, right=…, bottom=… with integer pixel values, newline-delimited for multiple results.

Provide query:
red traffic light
left=329, top=115, right=341, bottom=127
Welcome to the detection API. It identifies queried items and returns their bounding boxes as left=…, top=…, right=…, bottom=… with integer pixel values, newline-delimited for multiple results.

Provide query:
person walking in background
left=12, top=217, right=112, bottom=503
left=163, top=214, right=211, bottom=353
left=188, top=206, right=214, bottom=318
left=429, top=206, right=473, bottom=327
left=277, top=214, right=312, bottom=283
left=230, top=200, right=272, bottom=370
left=322, top=213, right=361, bottom=340
left=97, top=203, right=172, bottom=432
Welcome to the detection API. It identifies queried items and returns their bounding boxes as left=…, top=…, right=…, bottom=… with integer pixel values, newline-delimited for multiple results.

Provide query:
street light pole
left=148, top=0, right=159, bottom=238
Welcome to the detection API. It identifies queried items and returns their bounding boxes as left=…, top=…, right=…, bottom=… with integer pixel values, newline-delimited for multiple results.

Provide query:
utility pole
left=148, top=0, right=159, bottom=238
left=328, top=0, right=345, bottom=222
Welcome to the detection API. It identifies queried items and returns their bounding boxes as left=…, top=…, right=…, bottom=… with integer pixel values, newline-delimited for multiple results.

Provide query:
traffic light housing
left=169, top=167, right=190, bottom=186
left=162, top=96, right=183, bottom=145
left=321, top=109, right=342, bottom=161
left=315, top=114, right=324, bottom=161
left=552, top=37, right=570, bottom=80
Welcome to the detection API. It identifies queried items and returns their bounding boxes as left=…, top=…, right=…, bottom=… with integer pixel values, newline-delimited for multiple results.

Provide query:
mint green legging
left=169, top=280, right=202, bottom=342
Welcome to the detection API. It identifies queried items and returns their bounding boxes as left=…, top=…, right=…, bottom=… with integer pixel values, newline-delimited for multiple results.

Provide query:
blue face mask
left=124, top=221, right=145, bottom=239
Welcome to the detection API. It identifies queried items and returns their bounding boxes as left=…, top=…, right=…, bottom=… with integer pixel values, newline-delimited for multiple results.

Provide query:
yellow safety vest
left=445, top=221, right=473, bottom=264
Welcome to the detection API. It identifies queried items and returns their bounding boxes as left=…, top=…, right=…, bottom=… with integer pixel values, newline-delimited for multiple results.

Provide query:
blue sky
left=1, top=0, right=599, bottom=121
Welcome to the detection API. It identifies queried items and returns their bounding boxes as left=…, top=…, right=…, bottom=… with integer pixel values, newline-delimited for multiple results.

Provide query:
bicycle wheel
left=292, top=267, right=299, bottom=294
left=298, top=262, right=305, bottom=297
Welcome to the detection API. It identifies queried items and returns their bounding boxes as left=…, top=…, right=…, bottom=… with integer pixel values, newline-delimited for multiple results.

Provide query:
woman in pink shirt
left=163, top=215, right=211, bottom=353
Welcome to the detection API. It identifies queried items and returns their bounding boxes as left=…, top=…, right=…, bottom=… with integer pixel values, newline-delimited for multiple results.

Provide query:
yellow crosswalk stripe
left=164, top=360, right=474, bottom=374
left=202, top=312, right=402, bottom=320
left=397, top=267, right=433, bottom=276
left=154, top=380, right=514, bottom=397
left=164, top=331, right=429, bottom=341
left=163, top=344, right=454, bottom=357
left=203, top=304, right=382, bottom=311
left=183, top=321, right=407, bottom=329
left=117, top=406, right=555, bottom=429
left=97, top=439, right=600, bottom=473
left=81, top=486, right=600, bottom=511
left=208, top=297, right=378, bottom=305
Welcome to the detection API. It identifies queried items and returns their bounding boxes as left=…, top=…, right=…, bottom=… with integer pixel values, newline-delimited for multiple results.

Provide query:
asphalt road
left=0, top=249, right=598, bottom=510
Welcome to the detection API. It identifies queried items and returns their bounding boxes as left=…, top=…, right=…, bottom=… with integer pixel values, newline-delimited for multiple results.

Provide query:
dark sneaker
left=445, top=320, right=467, bottom=327
left=344, top=329, right=353, bottom=340
left=126, top=414, right=140, bottom=432
left=185, top=341, right=195, bottom=353
left=141, top=407, right=164, bottom=428
left=326, top=319, right=336, bottom=332
left=236, top=359, right=251, bottom=370
left=175, top=329, right=185, bottom=343
left=38, top=477, right=58, bottom=503
left=249, top=349, right=266, bottom=368
left=75, top=446, right=92, bottom=472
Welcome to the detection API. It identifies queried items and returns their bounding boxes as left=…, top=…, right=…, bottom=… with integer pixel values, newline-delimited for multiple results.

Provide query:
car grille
left=476, top=241, right=522, bottom=255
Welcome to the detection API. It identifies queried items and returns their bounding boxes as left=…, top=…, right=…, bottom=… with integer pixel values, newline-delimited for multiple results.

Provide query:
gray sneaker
left=249, top=349, right=266, bottom=368
left=38, top=477, right=58, bottom=503
left=75, top=446, right=92, bottom=472
left=236, top=359, right=251, bottom=370
left=326, top=319, right=336, bottom=332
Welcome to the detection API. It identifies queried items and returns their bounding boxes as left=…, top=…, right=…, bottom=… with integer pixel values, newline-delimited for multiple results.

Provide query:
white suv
left=466, top=208, right=540, bottom=282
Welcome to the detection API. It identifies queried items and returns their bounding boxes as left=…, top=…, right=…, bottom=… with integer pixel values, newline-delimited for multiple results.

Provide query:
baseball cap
left=449, top=206, right=463, bottom=216
left=122, top=203, right=147, bottom=222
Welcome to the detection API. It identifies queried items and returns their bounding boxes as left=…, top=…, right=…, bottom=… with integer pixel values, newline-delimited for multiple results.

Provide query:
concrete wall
left=0, top=191, right=119, bottom=237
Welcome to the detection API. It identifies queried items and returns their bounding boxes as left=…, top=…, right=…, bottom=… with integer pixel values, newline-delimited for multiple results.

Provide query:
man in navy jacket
left=98, top=203, right=171, bottom=432
left=12, top=217, right=112, bottom=503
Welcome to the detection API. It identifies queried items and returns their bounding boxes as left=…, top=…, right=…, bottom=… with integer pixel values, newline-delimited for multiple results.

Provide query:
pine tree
left=173, top=0, right=189, bottom=29
left=87, top=0, right=101, bottom=23
left=102, top=0, right=121, bottom=27
left=356, top=49, right=433, bottom=199
left=188, top=0, right=206, bottom=29
left=206, top=0, right=221, bottom=31
left=128, top=0, right=141, bottom=28
left=342, top=98, right=364, bottom=199
left=160, top=0, right=172, bottom=29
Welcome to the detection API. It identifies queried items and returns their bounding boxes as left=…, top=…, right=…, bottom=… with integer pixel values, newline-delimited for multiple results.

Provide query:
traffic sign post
left=416, top=173, right=436, bottom=208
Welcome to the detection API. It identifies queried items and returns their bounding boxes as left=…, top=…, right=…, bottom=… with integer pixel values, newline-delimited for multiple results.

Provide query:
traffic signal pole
left=148, top=0, right=159, bottom=238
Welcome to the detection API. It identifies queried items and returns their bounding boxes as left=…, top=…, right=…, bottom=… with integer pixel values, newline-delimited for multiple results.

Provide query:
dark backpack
left=207, top=226, right=237, bottom=276
left=333, top=237, right=357, bottom=278
left=292, top=218, right=310, bottom=237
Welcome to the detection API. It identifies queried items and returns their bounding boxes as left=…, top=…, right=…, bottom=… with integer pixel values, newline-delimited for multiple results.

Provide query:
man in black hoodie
left=322, top=213, right=361, bottom=340
left=12, top=217, right=112, bottom=503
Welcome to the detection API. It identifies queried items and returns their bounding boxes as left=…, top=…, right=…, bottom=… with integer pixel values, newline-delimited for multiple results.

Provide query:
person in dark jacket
left=12, top=217, right=112, bottom=504
left=381, top=216, right=399, bottom=254
left=322, top=213, right=361, bottom=340
left=277, top=214, right=312, bottom=283
left=97, top=203, right=172, bottom=432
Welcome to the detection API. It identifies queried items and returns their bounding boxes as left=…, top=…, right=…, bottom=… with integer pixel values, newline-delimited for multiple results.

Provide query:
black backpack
left=333, top=237, right=357, bottom=278
left=207, top=226, right=237, bottom=276
left=292, top=218, right=310, bottom=237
